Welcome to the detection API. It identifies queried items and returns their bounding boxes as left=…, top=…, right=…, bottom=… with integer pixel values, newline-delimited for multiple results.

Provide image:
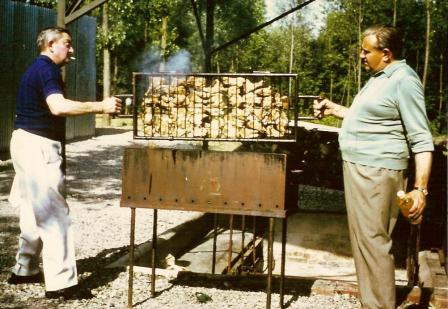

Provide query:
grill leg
left=151, top=209, right=158, bottom=297
left=252, top=217, right=257, bottom=266
left=241, top=215, right=246, bottom=270
left=127, top=207, right=136, bottom=309
left=280, top=217, right=287, bottom=308
left=266, top=217, right=274, bottom=309
left=227, top=214, right=234, bottom=273
left=212, top=213, right=218, bottom=274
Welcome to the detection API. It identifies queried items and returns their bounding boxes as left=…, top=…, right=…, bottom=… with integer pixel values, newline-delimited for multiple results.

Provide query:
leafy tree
left=309, top=0, right=446, bottom=133
left=19, top=0, right=447, bottom=133
left=189, top=0, right=266, bottom=72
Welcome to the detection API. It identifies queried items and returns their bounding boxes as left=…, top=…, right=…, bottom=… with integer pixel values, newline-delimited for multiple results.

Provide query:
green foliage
left=189, top=0, right=266, bottom=72
left=310, top=0, right=447, bottom=134
left=24, top=0, right=447, bottom=133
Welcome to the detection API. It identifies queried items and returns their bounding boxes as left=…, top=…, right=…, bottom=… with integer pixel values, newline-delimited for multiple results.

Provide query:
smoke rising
left=135, top=48, right=192, bottom=73
left=164, top=50, right=191, bottom=73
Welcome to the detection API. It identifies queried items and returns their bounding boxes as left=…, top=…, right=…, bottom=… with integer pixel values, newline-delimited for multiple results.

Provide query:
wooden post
left=57, top=0, right=67, bottom=178
left=102, top=3, right=111, bottom=127
left=57, top=0, right=65, bottom=28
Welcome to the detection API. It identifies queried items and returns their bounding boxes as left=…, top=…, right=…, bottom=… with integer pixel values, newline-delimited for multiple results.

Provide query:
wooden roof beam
left=65, top=0, right=109, bottom=24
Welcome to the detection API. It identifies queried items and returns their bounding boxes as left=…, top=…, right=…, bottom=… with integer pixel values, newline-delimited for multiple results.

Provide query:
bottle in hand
left=397, top=190, right=421, bottom=224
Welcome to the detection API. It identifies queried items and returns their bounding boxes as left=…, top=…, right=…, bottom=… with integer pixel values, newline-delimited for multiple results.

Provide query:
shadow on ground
left=95, top=127, right=132, bottom=137
left=76, top=246, right=129, bottom=290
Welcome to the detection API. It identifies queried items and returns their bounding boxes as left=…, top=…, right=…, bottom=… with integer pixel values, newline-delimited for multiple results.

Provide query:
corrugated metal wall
left=0, top=0, right=96, bottom=154
left=65, top=14, right=97, bottom=140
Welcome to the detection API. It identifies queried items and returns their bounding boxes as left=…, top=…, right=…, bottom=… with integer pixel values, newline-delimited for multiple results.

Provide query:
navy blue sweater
left=15, top=55, right=65, bottom=142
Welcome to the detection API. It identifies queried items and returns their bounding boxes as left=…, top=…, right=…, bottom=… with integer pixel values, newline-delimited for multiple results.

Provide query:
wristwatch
left=414, top=187, right=429, bottom=196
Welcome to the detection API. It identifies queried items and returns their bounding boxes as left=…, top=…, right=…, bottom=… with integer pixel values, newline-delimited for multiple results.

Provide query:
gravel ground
left=0, top=128, right=361, bottom=308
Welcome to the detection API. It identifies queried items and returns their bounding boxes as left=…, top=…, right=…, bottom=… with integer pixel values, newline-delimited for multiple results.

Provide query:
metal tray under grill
left=132, top=72, right=298, bottom=142
left=121, top=147, right=299, bottom=218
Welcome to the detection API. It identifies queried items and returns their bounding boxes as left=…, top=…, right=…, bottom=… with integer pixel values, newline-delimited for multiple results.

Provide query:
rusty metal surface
left=121, top=147, right=296, bottom=218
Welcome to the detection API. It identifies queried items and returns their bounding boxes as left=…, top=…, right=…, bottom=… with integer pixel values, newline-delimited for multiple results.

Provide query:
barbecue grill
left=132, top=72, right=299, bottom=142
left=121, top=72, right=307, bottom=309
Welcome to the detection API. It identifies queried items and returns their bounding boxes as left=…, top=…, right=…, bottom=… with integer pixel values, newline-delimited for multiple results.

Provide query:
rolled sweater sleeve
left=396, top=72, right=434, bottom=154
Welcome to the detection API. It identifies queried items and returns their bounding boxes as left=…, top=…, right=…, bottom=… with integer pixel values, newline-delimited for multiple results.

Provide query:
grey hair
left=36, top=27, right=71, bottom=52
left=363, top=25, right=403, bottom=58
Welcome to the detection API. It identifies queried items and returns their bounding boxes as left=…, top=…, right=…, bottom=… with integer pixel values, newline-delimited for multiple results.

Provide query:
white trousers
left=9, top=129, right=77, bottom=291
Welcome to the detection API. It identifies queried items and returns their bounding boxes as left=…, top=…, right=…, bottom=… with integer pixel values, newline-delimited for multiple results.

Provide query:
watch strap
left=414, top=187, right=428, bottom=196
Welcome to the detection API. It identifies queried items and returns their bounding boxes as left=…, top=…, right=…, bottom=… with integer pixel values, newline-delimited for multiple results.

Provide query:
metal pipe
left=210, top=0, right=317, bottom=55
left=212, top=213, right=218, bottom=274
left=151, top=209, right=158, bottom=297
left=280, top=218, right=287, bottom=308
left=127, top=207, right=136, bottom=309
left=227, top=214, right=234, bottom=274
left=297, top=95, right=321, bottom=99
left=252, top=217, right=257, bottom=266
left=241, top=215, right=245, bottom=270
left=266, top=217, right=275, bottom=309
left=132, top=73, right=138, bottom=139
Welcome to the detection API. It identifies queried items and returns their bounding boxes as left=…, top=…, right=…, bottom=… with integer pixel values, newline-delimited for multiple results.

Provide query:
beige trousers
left=9, top=129, right=77, bottom=291
left=343, top=161, right=406, bottom=309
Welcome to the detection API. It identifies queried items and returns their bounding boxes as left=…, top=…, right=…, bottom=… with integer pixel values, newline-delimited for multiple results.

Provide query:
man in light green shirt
left=314, top=25, right=433, bottom=309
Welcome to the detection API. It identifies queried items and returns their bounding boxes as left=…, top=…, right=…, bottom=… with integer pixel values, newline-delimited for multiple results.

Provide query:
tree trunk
left=289, top=25, right=294, bottom=96
left=393, top=0, right=397, bottom=27
left=289, top=25, right=294, bottom=74
left=204, top=0, right=215, bottom=72
left=57, top=0, right=65, bottom=29
left=102, top=3, right=111, bottom=126
left=416, top=49, right=420, bottom=73
left=422, top=0, right=431, bottom=90
left=160, top=15, right=168, bottom=72
left=113, top=55, right=118, bottom=94
left=330, top=73, right=333, bottom=101
left=347, top=57, right=351, bottom=106
left=439, top=53, right=444, bottom=113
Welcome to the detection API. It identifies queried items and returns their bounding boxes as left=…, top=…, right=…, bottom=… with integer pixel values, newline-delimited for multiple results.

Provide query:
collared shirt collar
left=373, top=59, right=407, bottom=78
left=37, top=54, right=61, bottom=70
left=38, top=54, right=51, bottom=61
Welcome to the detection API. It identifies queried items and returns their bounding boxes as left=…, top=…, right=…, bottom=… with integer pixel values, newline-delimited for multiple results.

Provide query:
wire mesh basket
left=132, top=72, right=298, bottom=142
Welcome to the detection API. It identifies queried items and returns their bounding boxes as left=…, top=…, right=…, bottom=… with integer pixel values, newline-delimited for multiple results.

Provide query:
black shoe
left=7, top=272, right=44, bottom=284
left=45, top=285, right=93, bottom=300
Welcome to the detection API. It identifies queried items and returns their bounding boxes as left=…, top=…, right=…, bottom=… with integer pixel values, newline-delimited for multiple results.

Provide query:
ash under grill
left=132, top=72, right=298, bottom=142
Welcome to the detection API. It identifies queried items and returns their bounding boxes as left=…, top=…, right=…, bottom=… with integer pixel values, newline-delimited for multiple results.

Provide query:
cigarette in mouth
left=70, top=56, right=76, bottom=60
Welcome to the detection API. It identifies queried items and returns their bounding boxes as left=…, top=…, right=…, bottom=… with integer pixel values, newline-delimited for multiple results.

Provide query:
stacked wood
left=141, top=76, right=290, bottom=139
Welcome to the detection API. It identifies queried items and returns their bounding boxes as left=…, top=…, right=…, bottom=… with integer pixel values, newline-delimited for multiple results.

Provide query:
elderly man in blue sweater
left=7, top=27, right=121, bottom=300
left=314, top=25, right=433, bottom=309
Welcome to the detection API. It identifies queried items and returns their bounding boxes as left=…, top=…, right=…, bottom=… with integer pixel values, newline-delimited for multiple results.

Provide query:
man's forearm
left=46, top=94, right=104, bottom=116
left=313, top=99, right=348, bottom=119
left=413, top=151, right=432, bottom=189
left=328, top=102, right=348, bottom=119
left=46, top=93, right=121, bottom=116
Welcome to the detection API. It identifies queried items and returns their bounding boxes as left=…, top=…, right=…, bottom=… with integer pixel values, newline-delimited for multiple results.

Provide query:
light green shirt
left=339, top=60, right=434, bottom=170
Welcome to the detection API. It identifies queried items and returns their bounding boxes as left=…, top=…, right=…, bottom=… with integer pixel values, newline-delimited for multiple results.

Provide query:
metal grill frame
left=132, top=72, right=299, bottom=143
